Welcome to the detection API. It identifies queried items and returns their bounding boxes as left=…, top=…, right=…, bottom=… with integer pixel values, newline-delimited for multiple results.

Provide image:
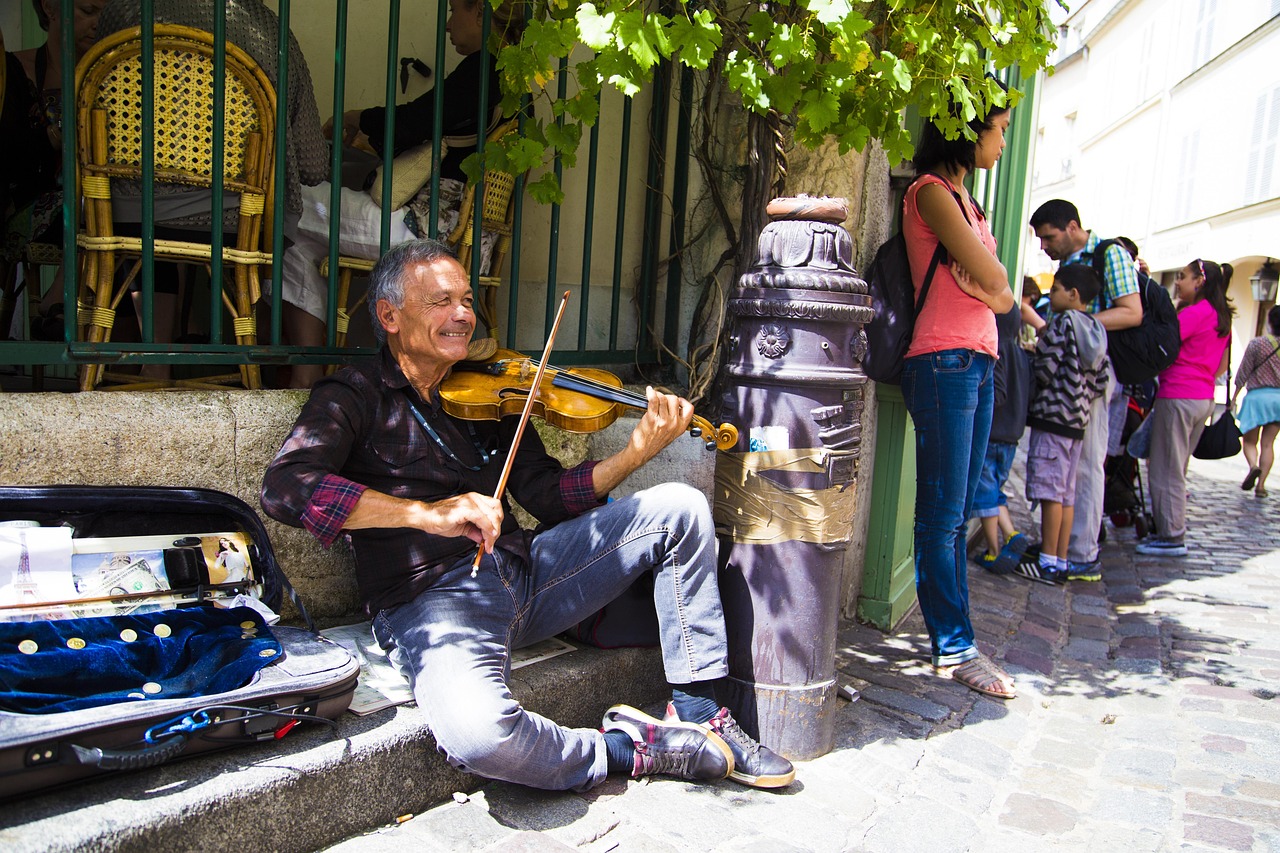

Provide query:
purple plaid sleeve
left=300, top=474, right=368, bottom=548
left=560, top=461, right=603, bottom=515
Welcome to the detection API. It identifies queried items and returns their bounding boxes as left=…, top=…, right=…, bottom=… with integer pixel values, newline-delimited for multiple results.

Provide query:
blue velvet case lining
left=0, top=606, right=282, bottom=714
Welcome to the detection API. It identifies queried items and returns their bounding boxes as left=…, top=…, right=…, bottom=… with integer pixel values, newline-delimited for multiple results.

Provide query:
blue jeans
left=971, top=440, right=1018, bottom=518
left=902, top=349, right=995, bottom=666
left=372, top=483, right=727, bottom=792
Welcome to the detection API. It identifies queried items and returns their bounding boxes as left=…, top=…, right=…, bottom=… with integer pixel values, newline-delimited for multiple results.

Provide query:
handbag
left=1193, top=344, right=1241, bottom=460
left=1192, top=405, right=1242, bottom=460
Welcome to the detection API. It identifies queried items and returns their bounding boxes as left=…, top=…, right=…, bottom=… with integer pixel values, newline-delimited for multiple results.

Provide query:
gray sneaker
left=666, top=703, right=796, bottom=788
left=1135, top=538, right=1188, bottom=557
left=602, top=704, right=733, bottom=782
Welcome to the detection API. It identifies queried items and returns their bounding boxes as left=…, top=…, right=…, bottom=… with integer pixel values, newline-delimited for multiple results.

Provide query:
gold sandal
left=938, top=655, right=1017, bottom=700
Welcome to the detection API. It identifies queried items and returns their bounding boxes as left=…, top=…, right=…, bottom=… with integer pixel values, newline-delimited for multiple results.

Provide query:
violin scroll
left=690, top=416, right=739, bottom=452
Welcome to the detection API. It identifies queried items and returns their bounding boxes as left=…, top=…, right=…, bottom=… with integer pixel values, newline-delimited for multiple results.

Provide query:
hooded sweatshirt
left=1027, top=309, right=1111, bottom=439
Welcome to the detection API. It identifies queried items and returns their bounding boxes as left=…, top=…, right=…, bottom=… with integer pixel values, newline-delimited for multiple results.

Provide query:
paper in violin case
left=0, top=485, right=359, bottom=801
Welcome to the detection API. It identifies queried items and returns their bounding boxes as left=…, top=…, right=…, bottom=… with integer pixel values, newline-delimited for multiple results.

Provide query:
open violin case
left=0, top=486, right=359, bottom=801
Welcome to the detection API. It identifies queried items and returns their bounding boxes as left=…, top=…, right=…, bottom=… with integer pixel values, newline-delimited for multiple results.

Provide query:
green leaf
left=804, top=0, right=853, bottom=28
left=799, top=87, right=841, bottom=133
left=669, top=10, right=722, bottom=70
left=527, top=172, right=565, bottom=206
left=575, top=4, right=616, bottom=51
left=725, top=50, right=768, bottom=111
left=762, top=71, right=805, bottom=114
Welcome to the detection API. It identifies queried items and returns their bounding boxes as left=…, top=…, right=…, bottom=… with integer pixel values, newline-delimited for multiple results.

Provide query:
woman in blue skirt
left=1234, top=305, right=1280, bottom=497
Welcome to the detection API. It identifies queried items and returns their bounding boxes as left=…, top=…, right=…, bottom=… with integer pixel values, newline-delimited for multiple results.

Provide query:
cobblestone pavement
left=327, top=456, right=1280, bottom=852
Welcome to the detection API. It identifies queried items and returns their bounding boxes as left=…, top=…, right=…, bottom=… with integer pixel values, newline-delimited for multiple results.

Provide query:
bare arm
left=953, top=263, right=1015, bottom=314
left=590, top=387, right=694, bottom=498
left=1095, top=291, right=1142, bottom=331
left=344, top=489, right=505, bottom=553
left=916, top=182, right=1008, bottom=298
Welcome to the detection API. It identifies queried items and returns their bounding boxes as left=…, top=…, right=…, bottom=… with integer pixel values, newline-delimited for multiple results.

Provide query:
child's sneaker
left=1064, top=558, right=1103, bottom=581
left=1013, top=553, right=1066, bottom=585
left=991, top=542, right=1021, bottom=575
left=1004, top=532, right=1031, bottom=555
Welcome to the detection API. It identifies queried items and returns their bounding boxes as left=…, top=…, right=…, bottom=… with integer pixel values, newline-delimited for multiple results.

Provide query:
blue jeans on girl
left=902, top=349, right=995, bottom=666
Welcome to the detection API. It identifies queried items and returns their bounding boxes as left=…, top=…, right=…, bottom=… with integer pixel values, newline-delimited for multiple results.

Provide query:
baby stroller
left=1104, top=387, right=1156, bottom=539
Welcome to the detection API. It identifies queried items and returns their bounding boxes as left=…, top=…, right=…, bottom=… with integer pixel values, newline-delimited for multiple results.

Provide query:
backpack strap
left=908, top=172, right=971, bottom=318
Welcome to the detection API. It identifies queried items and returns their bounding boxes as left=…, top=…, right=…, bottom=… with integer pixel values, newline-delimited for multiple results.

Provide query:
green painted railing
left=3, top=0, right=683, bottom=384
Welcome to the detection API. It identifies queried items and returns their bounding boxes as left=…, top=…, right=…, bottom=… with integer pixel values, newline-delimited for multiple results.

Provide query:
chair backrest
left=75, top=25, right=276, bottom=241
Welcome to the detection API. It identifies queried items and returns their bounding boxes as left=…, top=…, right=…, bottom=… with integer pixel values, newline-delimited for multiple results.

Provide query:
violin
left=439, top=348, right=738, bottom=451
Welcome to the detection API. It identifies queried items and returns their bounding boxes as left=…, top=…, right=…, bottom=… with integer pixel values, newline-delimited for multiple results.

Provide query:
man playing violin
left=261, top=238, right=794, bottom=791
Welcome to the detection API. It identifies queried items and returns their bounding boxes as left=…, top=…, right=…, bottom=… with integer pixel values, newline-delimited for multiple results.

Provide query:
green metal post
left=379, top=0, right=402, bottom=250
left=471, top=5, right=492, bottom=284
left=609, top=98, right=631, bottom=351
left=270, top=0, right=292, bottom=346
left=544, top=56, right=568, bottom=336
left=327, top=0, right=349, bottom=349
left=59, top=0, right=76, bottom=344
left=578, top=95, right=602, bottom=349
left=140, top=0, right=155, bottom=343
left=209, top=1, right=227, bottom=343
left=663, top=66, right=693, bottom=364
left=428, top=0, right=449, bottom=237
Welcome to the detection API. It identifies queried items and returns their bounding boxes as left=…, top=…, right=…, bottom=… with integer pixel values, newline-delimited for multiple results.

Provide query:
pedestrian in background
left=1234, top=304, right=1280, bottom=498
left=1137, top=259, right=1235, bottom=556
left=971, top=300, right=1032, bottom=574
left=900, top=87, right=1017, bottom=700
left=1016, top=265, right=1111, bottom=583
left=1028, top=200, right=1144, bottom=581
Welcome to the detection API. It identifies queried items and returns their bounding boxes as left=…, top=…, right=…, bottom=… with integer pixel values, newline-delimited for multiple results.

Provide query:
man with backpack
left=1029, top=200, right=1146, bottom=581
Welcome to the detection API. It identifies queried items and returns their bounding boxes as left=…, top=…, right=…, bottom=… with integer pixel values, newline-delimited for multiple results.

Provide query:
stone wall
left=0, top=391, right=728, bottom=626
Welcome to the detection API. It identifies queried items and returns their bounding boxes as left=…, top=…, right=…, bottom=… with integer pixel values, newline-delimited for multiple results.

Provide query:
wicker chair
left=73, top=24, right=277, bottom=390
left=318, top=117, right=523, bottom=361
left=448, top=118, right=521, bottom=339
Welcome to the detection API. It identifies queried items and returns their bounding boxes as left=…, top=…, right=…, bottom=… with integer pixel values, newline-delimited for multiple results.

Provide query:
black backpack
left=1087, top=239, right=1181, bottom=386
left=862, top=174, right=969, bottom=384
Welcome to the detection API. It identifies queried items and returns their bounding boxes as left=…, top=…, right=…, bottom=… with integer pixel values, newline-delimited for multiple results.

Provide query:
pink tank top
left=902, top=174, right=999, bottom=359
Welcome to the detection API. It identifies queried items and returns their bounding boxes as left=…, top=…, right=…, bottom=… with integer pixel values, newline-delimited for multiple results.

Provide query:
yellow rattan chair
left=318, top=118, right=522, bottom=366
left=73, top=24, right=277, bottom=390
left=448, top=118, right=521, bottom=339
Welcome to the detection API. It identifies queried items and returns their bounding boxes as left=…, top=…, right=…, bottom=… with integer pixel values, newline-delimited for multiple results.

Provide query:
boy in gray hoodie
left=1016, top=265, right=1111, bottom=584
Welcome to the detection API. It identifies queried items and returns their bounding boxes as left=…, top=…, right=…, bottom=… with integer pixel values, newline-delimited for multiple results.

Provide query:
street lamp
left=1252, top=259, right=1279, bottom=303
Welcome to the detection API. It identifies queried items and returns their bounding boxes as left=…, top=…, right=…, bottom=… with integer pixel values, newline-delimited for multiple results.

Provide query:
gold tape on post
left=713, top=448, right=857, bottom=545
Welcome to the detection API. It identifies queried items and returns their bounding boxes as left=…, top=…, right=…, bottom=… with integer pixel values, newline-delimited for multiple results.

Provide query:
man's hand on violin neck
left=634, top=386, right=696, bottom=455
left=590, top=387, right=693, bottom=498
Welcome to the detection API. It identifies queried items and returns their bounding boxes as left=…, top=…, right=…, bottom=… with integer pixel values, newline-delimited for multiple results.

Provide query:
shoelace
left=711, top=711, right=760, bottom=757
left=634, top=739, right=693, bottom=777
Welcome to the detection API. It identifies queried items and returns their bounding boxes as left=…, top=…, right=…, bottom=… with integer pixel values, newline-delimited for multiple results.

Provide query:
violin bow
left=472, top=290, right=572, bottom=576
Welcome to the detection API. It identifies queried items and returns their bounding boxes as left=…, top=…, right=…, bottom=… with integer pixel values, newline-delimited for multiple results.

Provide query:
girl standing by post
left=901, top=90, right=1017, bottom=700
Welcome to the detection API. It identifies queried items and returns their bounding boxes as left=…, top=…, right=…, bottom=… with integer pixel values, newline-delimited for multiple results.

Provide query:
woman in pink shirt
left=900, top=91, right=1016, bottom=700
left=1136, top=260, right=1234, bottom=557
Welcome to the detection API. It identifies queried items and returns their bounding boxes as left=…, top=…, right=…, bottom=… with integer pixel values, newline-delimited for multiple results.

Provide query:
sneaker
left=602, top=704, right=733, bottom=782
left=1134, top=538, right=1188, bottom=557
left=977, top=552, right=999, bottom=572
left=987, top=543, right=1021, bottom=575
left=1013, top=553, right=1066, bottom=585
left=1004, top=532, right=1031, bottom=555
left=665, top=703, right=796, bottom=788
left=1065, top=558, right=1104, bottom=581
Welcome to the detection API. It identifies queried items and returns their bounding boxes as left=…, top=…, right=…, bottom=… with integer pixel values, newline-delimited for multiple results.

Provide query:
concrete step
left=0, top=643, right=665, bottom=853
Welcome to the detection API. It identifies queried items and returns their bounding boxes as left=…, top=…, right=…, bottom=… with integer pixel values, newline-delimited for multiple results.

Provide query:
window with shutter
left=1245, top=87, right=1280, bottom=206
left=1192, top=0, right=1218, bottom=69
left=1173, top=130, right=1200, bottom=223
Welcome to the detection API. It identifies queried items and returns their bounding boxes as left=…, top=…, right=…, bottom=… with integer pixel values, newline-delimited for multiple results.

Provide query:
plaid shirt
left=1062, top=232, right=1141, bottom=315
left=261, top=348, right=602, bottom=615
